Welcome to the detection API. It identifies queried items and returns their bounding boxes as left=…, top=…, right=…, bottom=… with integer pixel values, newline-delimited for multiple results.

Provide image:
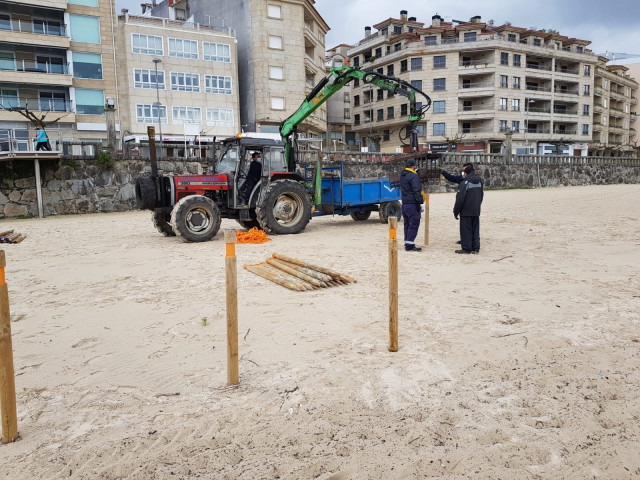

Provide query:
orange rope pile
left=236, top=227, right=271, bottom=244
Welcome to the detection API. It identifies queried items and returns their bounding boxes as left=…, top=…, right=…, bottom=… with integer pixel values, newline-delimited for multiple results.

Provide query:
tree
left=0, top=100, right=70, bottom=129
left=441, top=132, right=466, bottom=152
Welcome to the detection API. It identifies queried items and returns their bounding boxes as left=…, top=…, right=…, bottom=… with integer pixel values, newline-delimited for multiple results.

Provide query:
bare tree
left=440, top=132, right=466, bottom=152
left=0, top=100, right=70, bottom=129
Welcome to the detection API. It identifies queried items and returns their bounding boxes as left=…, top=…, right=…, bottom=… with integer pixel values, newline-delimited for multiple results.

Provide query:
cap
left=406, top=158, right=416, bottom=167
left=464, top=165, right=474, bottom=174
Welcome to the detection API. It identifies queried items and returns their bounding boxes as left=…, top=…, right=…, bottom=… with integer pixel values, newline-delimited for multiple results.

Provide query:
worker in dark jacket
left=400, top=158, right=425, bottom=252
left=441, top=162, right=472, bottom=185
left=453, top=164, right=484, bottom=254
left=242, top=152, right=262, bottom=204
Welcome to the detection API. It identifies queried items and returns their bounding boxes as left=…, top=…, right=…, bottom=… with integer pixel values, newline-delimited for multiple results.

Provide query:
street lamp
left=153, top=57, right=163, bottom=156
left=524, top=99, right=536, bottom=153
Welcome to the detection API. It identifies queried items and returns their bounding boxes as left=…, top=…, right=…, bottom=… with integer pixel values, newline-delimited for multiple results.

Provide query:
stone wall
left=1, top=157, right=639, bottom=218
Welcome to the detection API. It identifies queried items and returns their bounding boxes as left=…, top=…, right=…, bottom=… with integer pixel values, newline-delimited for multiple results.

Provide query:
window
left=499, top=98, right=507, bottom=110
left=268, top=35, right=282, bottom=49
left=68, top=0, right=98, bottom=5
left=204, top=75, right=232, bottom=94
left=134, top=68, right=165, bottom=89
left=604, top=80, right=609, bottom=90
left=39, top=91, right=67, bottom=111
left=501, top=52, right=509, bottom=65
left=603, top=98, right=607, bottom=108
left=353, top=79, right=360, bottom=88
left=353, top=56, right=360, bottom=67
left=0, top=89, right=19, bottom=108
left=513, top=77, right=521, bottom=89
left=582, top=124, right=589, bottom=135
left=394, top=25, right=402, bottom=34
left=1, top=51, right=16, bottom=71
left=410, top=80, right=422, bottom=90
left=33, top=18, right=63, bottom=35
left=69, top=15, right=100, bottom=43
left=132, top=34, right=163, bottom=55
left=353, top=95, right=360, bottom=107
left=267, top=4, right=281, bottom=18
left=424, top=36, right=437, bottom=46
left=75, top=88, right=104, bottom=114
left=344, top=109, right=350, bottom=120
left=203, top=42, right=230, bottom=62
left=511, top=120, right=520, bottom=132
left=500, top=75, right=508, bottom=88
left=334, top=59, right=343, bottom=68
left=394, top=43, right=401, bottom=52
left=269, top=66, right=283, bottom=79
left=463, top=100, right=472, bottom=111
left=583, top=85, right=590, bottom=95
left=433, top=123, right=445, bottom=136
left=512, top=99, right=520, bottom=111
left=577, top=46, right=584, bottom=53
left=387, top=106, right=394, bottom=119
left=375, top=47, right=382, bottom=58
left=206, top=108, right=234, bottom=127
left=72, top=52, right=102, bottom=79
left=400, top=60, right=408, bottom=72
left=271, top=97, right=284, bottom=109
left=433, top=100, right=445, bottom=113
left=584, top=65, right=591, bottom=76
left=0, top=14, right=11, bottom=31
left=513, top=54, right=521, bottom=67
left=343, top=92, right=350, bottom=103
left=377, top=89, right=384, bottom=101
left=434, top=55, right=446, bottom=69
left=386, top=64, right=394, bottom=76
left=377, top=109, right=384, bottom=121
left=169, top=38, right=198, bottom=59
left=464, top=32, right=476, bottom=42
left=533, top=38, right=541, bottom=47
left=136, top=103, right=167, bottom=123
left=354, top=114, right=360, bottom=125
left=499, top=120, right=508, bottom=132
left=508, top=33, right=517, bottom=42
left=433, top=78, right=446, bottom=91
left=583, top=104, right=589, bottom=115
left=383, top=129, right=390, bottom=141
left=171, top=72, right=200, bottom=92
left=416, top=124, right=425, bottom=137
left=400, top=104, right=408, bottom=116
left=172, top=106, right=201, bottom=124
left=411, top=57, right=422, bottom=70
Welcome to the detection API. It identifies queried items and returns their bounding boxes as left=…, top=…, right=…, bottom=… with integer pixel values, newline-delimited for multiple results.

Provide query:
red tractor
left=135, top=133, right=312, bottom=242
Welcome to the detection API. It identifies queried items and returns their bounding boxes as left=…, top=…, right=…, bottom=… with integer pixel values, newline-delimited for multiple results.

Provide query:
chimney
left=408, top=16, right=416, bottom=22
left=364, top=26, right=371, bottom=38
left=400, top=10, right=408, bottom=21
left=432, top=14, right=442, bottom=27
left=470, top=15, right=481, bottom=24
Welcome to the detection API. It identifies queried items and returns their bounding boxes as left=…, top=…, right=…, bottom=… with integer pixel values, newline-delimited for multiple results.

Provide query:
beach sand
left=0, top=184, right=639, bottom=479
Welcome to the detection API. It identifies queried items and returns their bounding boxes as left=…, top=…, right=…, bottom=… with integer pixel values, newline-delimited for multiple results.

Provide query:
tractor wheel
left=350, top=210, right=372, bottom=221
left=379, top=201, right=402, bottom=224
left=152, top=211, right=175, bottom=236
left=135, top=177, right=156, bottom=210
left=256, top=180, right=311, bottom=234
left=170, top=195, right=221, bottom=243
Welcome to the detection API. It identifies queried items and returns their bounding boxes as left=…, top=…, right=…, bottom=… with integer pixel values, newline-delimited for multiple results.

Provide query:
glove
left=420, top=204, right=425, bottom=213
left=454, top=213, right=459, bottom=220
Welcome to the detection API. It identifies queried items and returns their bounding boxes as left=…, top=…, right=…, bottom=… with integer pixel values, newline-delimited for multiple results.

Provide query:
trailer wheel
left=152, top=211, right=175, bottom=236
left=379, top=201, right=402, bottom=224
left=135, top=177, right=156, bottom=210
left=350, top=210, right=372, bottom=221
left=256, top=180, right=311, bottom=234
left=170, top=195, right=221, bottom=243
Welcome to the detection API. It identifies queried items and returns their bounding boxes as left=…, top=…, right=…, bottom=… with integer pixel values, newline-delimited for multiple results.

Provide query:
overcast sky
left=115, top=0, right=640, bottom=57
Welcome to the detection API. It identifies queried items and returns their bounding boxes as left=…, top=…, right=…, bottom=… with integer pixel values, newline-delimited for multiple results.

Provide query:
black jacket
left=453, top=173, right=483, bottom=217
left=441, top=170, right=463, bottom=184
left=247, top=159, right=262, bottom=181
left=400, top=168, right=423, bottom=204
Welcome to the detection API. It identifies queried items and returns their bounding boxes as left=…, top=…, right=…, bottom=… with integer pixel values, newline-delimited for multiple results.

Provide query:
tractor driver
left=242, top=152, right=262, bottom=204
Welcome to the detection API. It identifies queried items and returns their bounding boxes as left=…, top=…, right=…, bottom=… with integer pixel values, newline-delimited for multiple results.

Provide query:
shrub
left=96, top=150, right=115, bottom=169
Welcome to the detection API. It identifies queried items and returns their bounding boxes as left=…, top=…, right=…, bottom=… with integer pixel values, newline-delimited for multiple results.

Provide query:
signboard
left=184, top=123, right=200, bottom=136
left=429, top=143, right=450, bottom=152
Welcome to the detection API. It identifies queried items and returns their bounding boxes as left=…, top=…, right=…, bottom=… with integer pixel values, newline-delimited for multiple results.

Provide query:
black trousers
left=459, top=216, right=480, bottom=252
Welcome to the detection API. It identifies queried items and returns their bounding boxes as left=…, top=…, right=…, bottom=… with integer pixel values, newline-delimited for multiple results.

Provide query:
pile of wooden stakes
left=244, top=253, right=356, bottom=291
left=0, top=230, right=26, bottom=244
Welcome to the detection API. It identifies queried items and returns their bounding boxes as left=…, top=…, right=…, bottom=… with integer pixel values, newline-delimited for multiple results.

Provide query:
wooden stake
left=270, top=257, right=333, bottom=283
left=272, top=254, right=356, bottom=283
left=0, top=231, right=13, bottom=238
left=388, top=218, right=399, bottom=352
left=267, top=258, right=327, bottom=287
left=0, top=251, right=18, bottom=443
left=224, top=230, right=239, bottom=385
left=423, top=193, right=430, bottom=246
left=245, top=265, right=305, bottom=291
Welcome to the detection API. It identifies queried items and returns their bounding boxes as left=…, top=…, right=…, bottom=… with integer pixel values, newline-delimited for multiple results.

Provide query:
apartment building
left=0, top=0, right=118, bottom=150
left=115, top=11, right=240, bottom=146
left=325, top=44, right=356, bottom=149
left=150, top=0, right=329, bottom=140
left=592, top=61, right=638, bottom=155
left=347, top=11, right=603, bottom=155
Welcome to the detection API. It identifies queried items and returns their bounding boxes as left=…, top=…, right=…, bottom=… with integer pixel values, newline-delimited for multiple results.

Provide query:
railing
left=460, top=82, right=494, bottom=90
left=0, top=59, right=70, bottom=75
left=0, top=19, right=67, bottom=36
left=554, top=88, right=579, bottom=96
left=526, top=63, right=553, bottom=71
left=554, top=67, right=580, bottom=75
left=440, top=152, right=640, bottom=166
left=525, top=85, right=552, bottom=92
left=459, top=59, right=494, bottom=67
left=458, top=127, right=494, bottom=134
left=0, top=129, right=65, bottom=153
left=524, top=127, right=551, bottom=134
left=0, top=96, right=73, bottom=112
left=458, top=105, right=494, bottom=112
left=553, top=129, right=577, bottom=135
left=527, top=107, right=551, bottom=113
left=553, top=109, right=578, bottom=115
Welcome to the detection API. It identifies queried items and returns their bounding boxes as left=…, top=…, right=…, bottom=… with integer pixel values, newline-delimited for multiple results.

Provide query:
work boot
left=455, top=249, right=471, bottom=254
left=406, top=246, right=422, bottom=252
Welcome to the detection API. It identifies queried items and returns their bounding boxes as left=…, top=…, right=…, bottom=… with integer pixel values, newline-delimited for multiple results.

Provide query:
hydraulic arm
left=279, top=66, right=432, bottom=171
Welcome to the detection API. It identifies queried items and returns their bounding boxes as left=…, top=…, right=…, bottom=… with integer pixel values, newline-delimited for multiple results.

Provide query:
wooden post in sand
left=0, top=251, right=18, bottom=443
left=224, top=230, right=239, bottom=385
left=388, top=218, right=399, bottom=352
left=423, top=193, right=430, bottom=246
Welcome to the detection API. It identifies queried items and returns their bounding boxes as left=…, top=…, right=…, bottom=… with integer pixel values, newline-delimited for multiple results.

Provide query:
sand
left=0, top=184, right=639, bottom=479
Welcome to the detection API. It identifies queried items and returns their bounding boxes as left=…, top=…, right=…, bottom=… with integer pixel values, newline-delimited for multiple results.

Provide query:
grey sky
left=115, top=0, right=640, bottom=57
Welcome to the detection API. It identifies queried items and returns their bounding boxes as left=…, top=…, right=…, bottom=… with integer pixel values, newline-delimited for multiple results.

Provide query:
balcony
left=554, top=66, right=579, bottom=75
left=459, top=81, right=494, bottom=92
left=0, top=96, right=73, bottom=113
left=553, top=128, right=577, bottom=135
left=0, top=18, right=67, bottom=37
left=553, top=108, right=578, bottom=115
left=525, top=84, right=552, bottom=93
left=526, top=62, right=552, bottom=71
left=553, top=87, right=579, bottom=96
left=459, top=58, right=495, bottom=69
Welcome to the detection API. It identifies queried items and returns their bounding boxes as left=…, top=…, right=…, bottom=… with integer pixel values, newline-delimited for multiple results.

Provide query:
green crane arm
left=279, top=66, right=432, bottom=171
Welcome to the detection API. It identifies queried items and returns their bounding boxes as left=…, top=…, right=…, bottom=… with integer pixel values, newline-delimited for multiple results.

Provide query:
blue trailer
left=305, top=162, right=402, bottom=223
